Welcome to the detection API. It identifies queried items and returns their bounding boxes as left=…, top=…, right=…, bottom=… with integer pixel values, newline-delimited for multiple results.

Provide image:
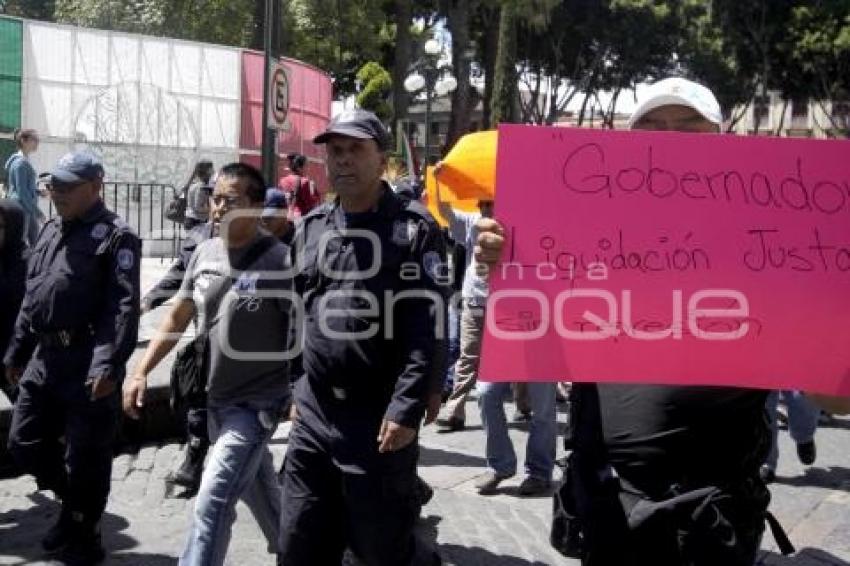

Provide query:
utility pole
left=261, top=0, right=281, bottom=185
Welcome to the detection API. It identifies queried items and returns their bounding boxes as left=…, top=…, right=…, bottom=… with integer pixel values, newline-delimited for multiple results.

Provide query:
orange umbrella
left=423, top=166, right=478, bottom=227
left=435, top=130, right=497, bottom=201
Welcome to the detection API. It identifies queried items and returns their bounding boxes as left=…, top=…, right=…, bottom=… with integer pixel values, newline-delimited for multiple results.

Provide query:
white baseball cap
left=627, top=77, right=722, bottom=129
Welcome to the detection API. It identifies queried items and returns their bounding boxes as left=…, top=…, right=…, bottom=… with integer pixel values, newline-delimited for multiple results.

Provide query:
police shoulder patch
left=117, top=248, right=135, bottom=271
left=90, top=223, right=109, bottom=240
left=392, top=220, right=411, bottom=246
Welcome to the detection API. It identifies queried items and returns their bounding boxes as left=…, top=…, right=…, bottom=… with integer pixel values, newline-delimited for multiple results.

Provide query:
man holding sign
left=475, top=78, right=795, bottom=566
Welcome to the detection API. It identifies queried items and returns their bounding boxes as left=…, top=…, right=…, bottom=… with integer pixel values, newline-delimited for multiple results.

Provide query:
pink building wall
left=240, top=51, right=332, bottom=191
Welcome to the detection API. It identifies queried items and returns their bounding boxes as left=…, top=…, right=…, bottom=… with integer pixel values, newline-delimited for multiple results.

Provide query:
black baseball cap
left=313, top=109, right=390, bottom=150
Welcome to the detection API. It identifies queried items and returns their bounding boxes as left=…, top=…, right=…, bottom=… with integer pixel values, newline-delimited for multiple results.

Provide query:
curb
left=0, top=375, right=183, bottom=478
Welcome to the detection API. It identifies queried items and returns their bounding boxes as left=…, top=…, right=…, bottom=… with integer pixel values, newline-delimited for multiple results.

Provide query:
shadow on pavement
left=818, top=415, right=850, bottom=431
left=489, top=484, right=554, bottom=499
left=757, top=547, right=850, bottom=565
left=0, top=492, right=140, bottom=563
left=419, top=446, right=487, bottom=468
left=435, top=424, right=484, bottom=434
left=107, top=552, right=177, bottom=565
left=773, top=467, right=850, bottom=491
left=438, top=543, right=552, bottom=566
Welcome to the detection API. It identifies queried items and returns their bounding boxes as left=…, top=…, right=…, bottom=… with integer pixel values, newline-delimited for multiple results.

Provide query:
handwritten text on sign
left=479, top=124, right=850, bottom=395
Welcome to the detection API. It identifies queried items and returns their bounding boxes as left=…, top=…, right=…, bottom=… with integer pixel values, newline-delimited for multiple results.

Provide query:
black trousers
left=278, top=387, right=422, bottom=566
left=7, top=355, right=119, bottom=526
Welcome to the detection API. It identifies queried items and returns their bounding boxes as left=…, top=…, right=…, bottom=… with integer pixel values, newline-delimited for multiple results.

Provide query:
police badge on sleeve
left=90, top=223, right=109, bottom=240
left=117, top=248, right=135, bottom=271
left=392, top=219, right=419, bottom=247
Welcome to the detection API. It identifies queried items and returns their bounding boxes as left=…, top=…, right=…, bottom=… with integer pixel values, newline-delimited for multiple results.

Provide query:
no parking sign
left=267, top=61, right=289, bottom=130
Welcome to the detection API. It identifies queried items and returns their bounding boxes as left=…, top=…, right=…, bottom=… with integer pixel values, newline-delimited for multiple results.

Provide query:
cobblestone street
left=1, top=399, right=849, bottom=565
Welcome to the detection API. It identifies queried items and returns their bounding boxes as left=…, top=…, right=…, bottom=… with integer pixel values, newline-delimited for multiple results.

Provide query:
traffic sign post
left=268, top=62, right=290, bottom=130
left=261, top=0, right=282, bottom=184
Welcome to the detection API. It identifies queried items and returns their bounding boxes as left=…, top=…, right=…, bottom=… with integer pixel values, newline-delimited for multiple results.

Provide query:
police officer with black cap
left=3, top=151, right=141, bottom=565
left=278, top=108, right=447, bottom=565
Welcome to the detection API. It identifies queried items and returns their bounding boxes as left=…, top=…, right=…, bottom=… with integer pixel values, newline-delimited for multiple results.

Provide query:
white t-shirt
left=450, top=209, right=489, bottom=306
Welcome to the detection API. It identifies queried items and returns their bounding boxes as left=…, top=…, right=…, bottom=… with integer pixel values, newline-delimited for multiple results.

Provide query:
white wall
left=22, top=21, right=240, bottom=185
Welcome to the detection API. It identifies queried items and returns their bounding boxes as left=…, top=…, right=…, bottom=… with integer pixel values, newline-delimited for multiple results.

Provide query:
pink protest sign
left=479, top=124, right=850, bottom=395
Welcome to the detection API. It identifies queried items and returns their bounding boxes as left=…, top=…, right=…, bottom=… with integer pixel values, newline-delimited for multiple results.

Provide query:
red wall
left=240, top=51, right=332, bottom=191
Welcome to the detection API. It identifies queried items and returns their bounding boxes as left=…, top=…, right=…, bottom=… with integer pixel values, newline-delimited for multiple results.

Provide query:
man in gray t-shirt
left=124, top=163, right=293, bottom=564
left=179, top=235, right=292, bottom=405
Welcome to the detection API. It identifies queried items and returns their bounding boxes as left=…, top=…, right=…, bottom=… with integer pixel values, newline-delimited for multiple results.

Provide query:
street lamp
left=404, top=39, right=457, bottom=166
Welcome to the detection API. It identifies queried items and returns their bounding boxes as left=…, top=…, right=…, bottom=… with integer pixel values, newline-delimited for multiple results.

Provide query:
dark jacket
left=0, top=200, right=29, bottom=399
left=292, top=184, right=449, bottom=429
left=3, top=200, right=141, bottom=383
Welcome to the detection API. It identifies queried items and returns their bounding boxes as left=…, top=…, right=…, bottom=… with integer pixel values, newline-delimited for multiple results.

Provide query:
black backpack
left=165, top=188, right=188, bottom=223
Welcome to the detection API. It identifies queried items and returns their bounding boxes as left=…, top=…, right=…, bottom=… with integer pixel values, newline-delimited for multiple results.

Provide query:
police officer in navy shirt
left=3, top=151, right=141, bottom=565
left=278, top=109, right=446, bottom=565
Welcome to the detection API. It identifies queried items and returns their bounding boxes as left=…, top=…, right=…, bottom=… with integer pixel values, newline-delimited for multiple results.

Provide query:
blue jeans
left=179, top=398, right=285, bottom=566
left=477, top=381, right=556, bottom=480
left=443, top=301, right=461, bottom=393
left=765, top=390, right=819, bottom=470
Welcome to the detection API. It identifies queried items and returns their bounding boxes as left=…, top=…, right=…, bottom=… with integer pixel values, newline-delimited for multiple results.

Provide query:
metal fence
left=45, top=182, right=185, bottom=259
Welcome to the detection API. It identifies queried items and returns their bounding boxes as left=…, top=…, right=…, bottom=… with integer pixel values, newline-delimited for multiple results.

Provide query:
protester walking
left=125, top=163, right=294, bottom=566
left=475, top=78, right=793, bottom=566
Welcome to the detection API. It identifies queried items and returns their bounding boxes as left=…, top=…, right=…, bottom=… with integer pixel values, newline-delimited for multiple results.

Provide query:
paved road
left=1, top=400, right=849, bottom=565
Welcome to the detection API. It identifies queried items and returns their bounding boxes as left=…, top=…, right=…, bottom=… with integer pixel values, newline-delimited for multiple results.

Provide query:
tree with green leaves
left=53, top=0, right=258, bottom=46
left=281, top=0, right=389, bottom=97
left=0, top=0, right=55, bottom=19
left=356, top=61, right=393, bottom=121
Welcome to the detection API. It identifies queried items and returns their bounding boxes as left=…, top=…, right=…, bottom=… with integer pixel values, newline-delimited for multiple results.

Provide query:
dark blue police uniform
left=4, top=197, right=141, bottom=542
left=279, top=184, right=447, bottom=565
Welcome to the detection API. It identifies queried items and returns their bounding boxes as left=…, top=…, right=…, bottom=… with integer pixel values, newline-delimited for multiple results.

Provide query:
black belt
left=39, top=327, right=93, bottom=349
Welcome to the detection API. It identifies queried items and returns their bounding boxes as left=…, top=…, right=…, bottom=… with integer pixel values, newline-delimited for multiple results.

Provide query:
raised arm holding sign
left=480, top=118, right=850, bottom=397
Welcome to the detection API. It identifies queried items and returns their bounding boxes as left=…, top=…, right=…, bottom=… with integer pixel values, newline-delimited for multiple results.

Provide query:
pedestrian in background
left=0, top=199, right=29, bottom=404
left=261, top=188, right=295, bottom=245
left=433, top=173, right=492, bottom=433
left=279, top=152, right=320, bottom=217
left=475, top=78, right=791, bottom=565
left=4, top=151, right=141, bottom=564
left=183, top=159, right=214, bottom=231
left=761, top=390, right=820, bottom=483
left=4, top=128, right=44, bottom=246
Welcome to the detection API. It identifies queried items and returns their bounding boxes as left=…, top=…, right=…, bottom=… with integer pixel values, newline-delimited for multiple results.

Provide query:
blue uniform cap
left=313, top=108, right=390, bottom=150
left=262, top=188, right=288, bottom=218
left=49, top=151, right=105, bottom=185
